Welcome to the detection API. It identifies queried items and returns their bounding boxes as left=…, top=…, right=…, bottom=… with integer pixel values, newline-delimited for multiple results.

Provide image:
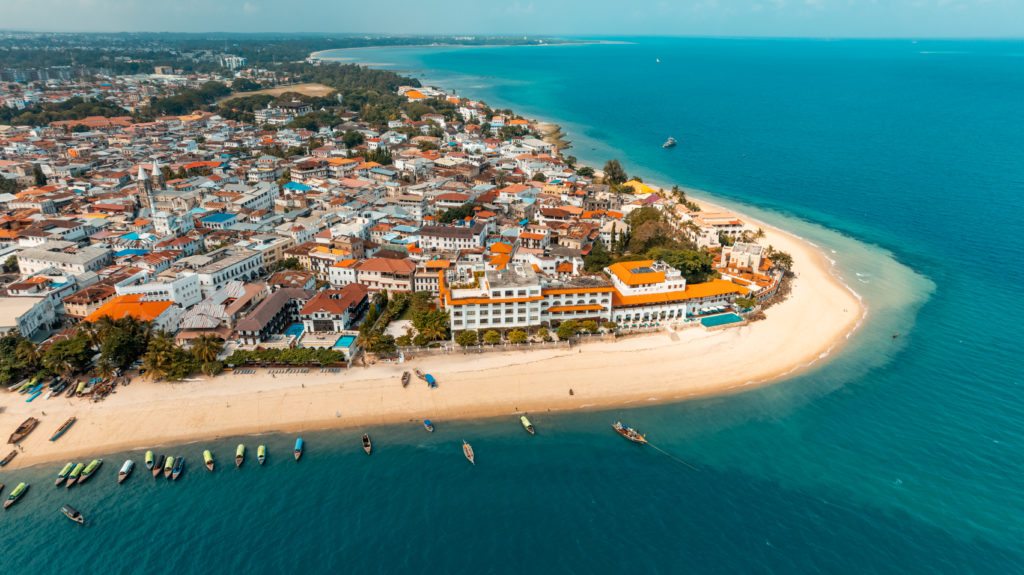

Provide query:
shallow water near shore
left=3, top=38, right=1024, bottom=573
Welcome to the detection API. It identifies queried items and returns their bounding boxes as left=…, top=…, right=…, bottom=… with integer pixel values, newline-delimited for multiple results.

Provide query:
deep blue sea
left=4, top=38, right=1024, bottom=574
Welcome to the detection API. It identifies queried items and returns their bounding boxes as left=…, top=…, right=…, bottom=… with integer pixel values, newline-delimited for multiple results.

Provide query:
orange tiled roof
left=606, top=260, right=665, bottom=286
left=84, top=294, right=173, bottom=323
left=547, top=304, right=605, bottom=313
left=611, top=279, right=742, bottom=307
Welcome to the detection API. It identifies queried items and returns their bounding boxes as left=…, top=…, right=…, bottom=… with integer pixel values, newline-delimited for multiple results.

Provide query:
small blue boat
left=293, top=438, right=303, bottom=461
left=26, top=390, right=43, bottom=402
left=424, top=374, right=437, bottom=389
left=423, top=420, right=434, bottom=432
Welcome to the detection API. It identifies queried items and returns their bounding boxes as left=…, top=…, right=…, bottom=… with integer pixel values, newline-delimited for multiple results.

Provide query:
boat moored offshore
left=172, top=456, right=184, bottom=480
left=66, top=463, right=84, bottom=487
left=612, top=421, right=647, bottom=444
left=235, top=444, right=245, bottom=468
left=55, top=462, right=75, bottom=486
left=152, top=455, right=165, bottom=478
left=145, top=450, right=155, bottom=470
left=118, top=460, right=134, bottom=484
left=203, top=450, right=215, bottom=472
left=294, top=438, right=303, bottom=461
left=361, top=434, right=372, bottom=455
left=662, top=137, right=677, bottom=148
left=4, top=482, right=28, bottom=509
left=77, top=459, right=103, bottom=485
left=463, top=440, right=475, bottom=465
left=423, top=420, right=434, bottom=432
left=163, top=456, right=175, bottom=479
left=520, top=416, right=535, bottom=436
left=257, top=445, right=266, bottom=465
left=62, top=504, right=85, bottom=525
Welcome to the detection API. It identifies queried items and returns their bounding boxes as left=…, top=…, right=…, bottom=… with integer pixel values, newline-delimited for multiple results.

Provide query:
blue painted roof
left=283, top=182, right=311, bottom=191
left=201, top=213, right=236, bottom=223
left=393, top=225, right=419, bottom=233
left=114, top=249, right=149, bottom=258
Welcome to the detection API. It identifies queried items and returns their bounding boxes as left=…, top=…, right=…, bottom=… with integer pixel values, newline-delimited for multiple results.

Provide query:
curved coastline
left=0, top=49, right=870, bottom=471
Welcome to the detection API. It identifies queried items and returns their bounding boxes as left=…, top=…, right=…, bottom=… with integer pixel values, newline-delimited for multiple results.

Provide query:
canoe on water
left=235, top=444, right=245, bottom=468
left=294, top=438, right=303, bottom=461
left=204, top=450, right=214, bottom=472
left=361, top=434, right=371, bottom=455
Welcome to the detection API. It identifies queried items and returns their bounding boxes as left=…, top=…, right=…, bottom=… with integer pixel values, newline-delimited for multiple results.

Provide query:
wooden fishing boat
left=4, top=482, right=27, bottom=509
left=49, top=417, right=76, bottom=442
left=145, top=450, right=155, bottom=470
left=172, top=456, right=184, bottom=480
left=257, top=445, right=267, bottom=465
left=462, top=440, right=475, bottom=465
left=423, top=419, right=434, bottom=432
left=414, top=369, right=426, bottom=381
left=520, top=416, right=535, bottom=436
left=294, top=438, right=303, bottom=461
left=612, top=421, right=647, bottom=444
left=401, top=371, right=411, bottom=387
left=62, top=504, right=85, bottom=525
left=77, top=459, right=102, bottom=485
left=235, top=444, right=245, bottom=468
left=66, top=463, right=84, bottom=487
left=55, top=462, right=74, bottom=486
left=8, top=417, right=39, bottom=444
left=0, top=450, right=16, bottom=467
left=151, top=455, right=165, bottom=478
left=64, top=382, right=77, bottom=398
left=118, top=460, right=134, bottom=484
left=203, top=450, right=214, bottom=472
left=163, top=456, right=174, bottom=479
left=361, top=434, right=372, bottom=455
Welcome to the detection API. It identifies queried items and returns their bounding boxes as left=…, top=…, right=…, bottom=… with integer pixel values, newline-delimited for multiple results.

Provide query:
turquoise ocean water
left=3, top=38, right=1024, bottom=573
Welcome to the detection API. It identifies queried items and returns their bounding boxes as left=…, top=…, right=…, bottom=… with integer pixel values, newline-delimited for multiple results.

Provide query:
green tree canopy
left=603, top=159, right=627, bottom=185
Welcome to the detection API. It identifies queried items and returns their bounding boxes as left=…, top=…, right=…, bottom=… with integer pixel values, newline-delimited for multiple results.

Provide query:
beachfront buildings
left=299, top=284, right=369, bottom=333
left=16, top=241, right=112, bottom=277
left=441, top=264, right=544, bottom=331
left=605, top=260, right=742, bottom=324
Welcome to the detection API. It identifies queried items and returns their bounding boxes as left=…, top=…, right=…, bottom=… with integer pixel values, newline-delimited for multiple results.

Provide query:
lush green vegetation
left=226, top=347, right=347, bottom=367
left=437, top=202, right=479, bottom=224
left=0, top=97, right=129, bottom=127
left=143, top=81, right=231, bottom=117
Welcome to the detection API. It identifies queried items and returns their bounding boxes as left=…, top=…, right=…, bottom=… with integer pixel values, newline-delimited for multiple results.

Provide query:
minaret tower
left=137, top=164, right=154, bottom=216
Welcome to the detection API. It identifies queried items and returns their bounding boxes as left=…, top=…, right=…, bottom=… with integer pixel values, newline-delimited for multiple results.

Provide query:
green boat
left=145, top=450, right=155, bottom=470
left=77, top=459, right=102, bottom=485
left=235, top=444, right=245, bottom=468
left=55, top=462, right=74, bottom=486
left=520, top=415, right=535, bottom=436
left=257, top=445, right=266, bottom=465
left=66, top=463, right=84, bottom=488
left=4, top=482, right=27, bottom=509
left=75, top=380, right=86, bottom=395
left=163, top=456, right=175, bottom=479
left=203, top=450, right=214, bottom=472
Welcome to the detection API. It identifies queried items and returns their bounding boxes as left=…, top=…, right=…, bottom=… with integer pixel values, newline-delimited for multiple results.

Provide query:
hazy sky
left=3, top=0, right=1022, bottom=37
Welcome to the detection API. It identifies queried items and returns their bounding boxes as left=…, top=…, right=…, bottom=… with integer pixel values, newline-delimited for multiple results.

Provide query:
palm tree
left=191, top=334, right=224, bottom=364
left=94, top=315, right=117, bottom=343
left=94, top=358, right=115, bottom=380
left=78, top=320, right=101, bottom=349
left=16, top=340, right=39, bottom=370
left=141, top=349, right=170, bottom=381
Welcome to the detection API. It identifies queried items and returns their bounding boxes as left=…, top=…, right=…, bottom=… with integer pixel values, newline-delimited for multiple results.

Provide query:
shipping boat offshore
left=235, top=444, right=245, bottom=468
left=463, top=440, right=475, bottom=465
left=520, top=416, right=535, bottom=436
left=151, top=455, right=166, bottom=478
left=118, top=460, right=134, bottom=484
left=62, top=504, right=85, bottom=525
left=172, top=456, right=184, bottom=480
left=0, top=450, right=17, bottom=467
left=8, top=417, right=39, bottom=444
left=423, top=419, right=434, bottom=433
left=77, top=459, right=102, bottom=485
left=293, top=438, right=303, bottom=461
left=163, top=456, right=174, bottom=479
left=662, top=137, right=677, bottom=148
left=4, top=482, right=28, bottom=510
left=145, top=450, right=155, bottom=471
left=204, top=450, right=215, bottom=471
left=66, top=463, right=85, bottom=487
left=361, top=434, right=372, bottom=455
left=49, top=417, right=77, bottom=442
left=612, top=421, right=648, bottom=444
left=55, top=462, right=75, bottom=486
left=257, top=445, right=267, bottom=465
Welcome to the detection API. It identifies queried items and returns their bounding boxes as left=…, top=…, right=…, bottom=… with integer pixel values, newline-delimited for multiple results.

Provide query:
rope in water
left=648, top=442, right=701, bottom=472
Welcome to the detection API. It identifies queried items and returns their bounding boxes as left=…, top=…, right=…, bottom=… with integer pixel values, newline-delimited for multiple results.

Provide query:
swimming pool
left=334, top=335, right=356, bottom=348
left=700, top=313, right=744, bottom=328
left=284, top=323, right=305, bottom=338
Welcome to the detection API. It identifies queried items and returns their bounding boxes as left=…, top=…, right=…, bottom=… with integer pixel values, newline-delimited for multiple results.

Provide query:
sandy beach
left=0, top=195, right=864, bottom=470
